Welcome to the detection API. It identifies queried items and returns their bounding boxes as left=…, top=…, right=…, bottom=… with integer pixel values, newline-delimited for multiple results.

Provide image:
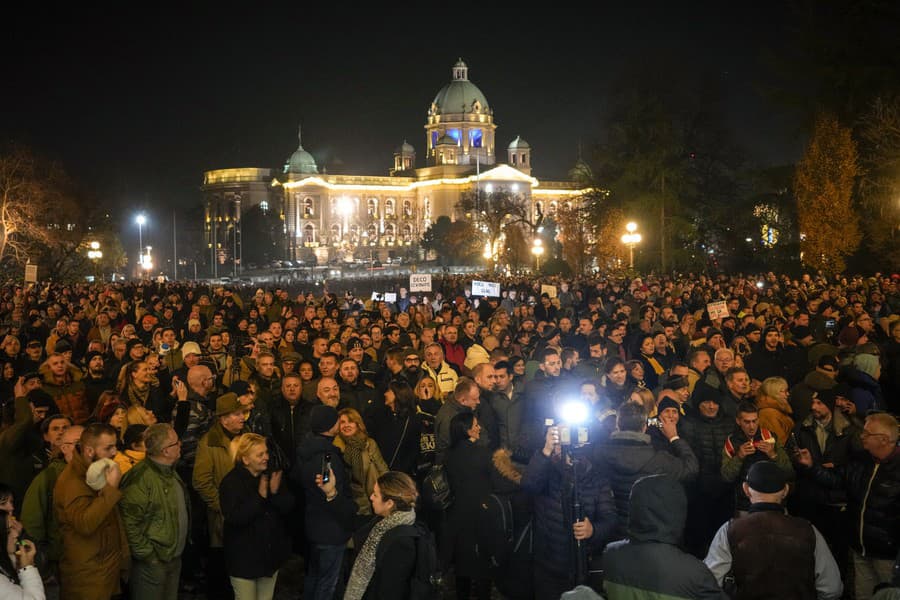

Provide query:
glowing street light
left=142, top=246, right=153, bottom=271
left=135, top=214, right=147, bottom=270
left=621, top=221, right=642, bottom=269
left=87, top=241, right=103, bottom=260
left=531, top=238, right=544, bottom=271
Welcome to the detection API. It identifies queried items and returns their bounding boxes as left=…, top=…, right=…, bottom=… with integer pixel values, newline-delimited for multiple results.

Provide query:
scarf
left=128, top=383, right=150, bottom=408
left=344, top=509, right=417, bottom=600
left=642, top=353, right=665, bottom=376
left=342, top=435, right=368, bottom=485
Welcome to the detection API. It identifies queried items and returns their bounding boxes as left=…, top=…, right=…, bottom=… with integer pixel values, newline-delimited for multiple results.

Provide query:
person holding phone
left=294, top=405, right=357, bottom=600
left=0, top=509, right=44, bottom=599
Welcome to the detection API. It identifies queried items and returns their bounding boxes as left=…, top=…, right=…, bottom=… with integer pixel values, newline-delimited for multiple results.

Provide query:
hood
left=843, top=367, right=879, bottom=389
left=803, top=370, right=837, bottom=391
left=627, top=474, right=686, bottom=544
left=297, top=433, right=335, bottom=462
left=756, top=394, right=792, bottom=414
left=492, top=448, right=524, bottom=484
left=598, top=432, right=655, bottom=475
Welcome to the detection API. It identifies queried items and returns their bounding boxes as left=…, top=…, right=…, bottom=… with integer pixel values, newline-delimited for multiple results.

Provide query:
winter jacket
left=434, top=398, right=469, bottom=464
left=295, top=433, right=357, bottom=545
left=791, top=410, right=862, bottom=507
left=337, top=377, right=378, bottom=416
left=0, top=396, right=47, bottom=506
left=120, top=457, right=190, bottom=562
left=21, top=458, right=66, bottom=561
left=593, top=430, right=699, bottom=521
left=808, top=447, right=900, bottom=559
left=843, top=366, right=884, bottom=414
left=332, top=435, right=389, bottom=515
left=192, top=422, right=241, bottom=547
left=721, top=428, right=794, bottom=512
left=603, top=474, right=727, bottom=599
left=270, top=397, right=316, bottom=471
left=364, top=405, right=422, bottom=476
left=444, top=439, right=493, bottom=578
left=681, top=411, right=734, bottom=495
left=521, top=449, right=618, bottom=577
left=220, top=464, right=294, bottom=579
left=743, top=346, right=788, bottom=383
left=53, top=451, right=130, bottom=600
left=756, top=394, right=795, bottom=448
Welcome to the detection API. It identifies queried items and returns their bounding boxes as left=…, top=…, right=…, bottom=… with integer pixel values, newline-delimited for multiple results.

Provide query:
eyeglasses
left=162, top=439, right=182, bottom=450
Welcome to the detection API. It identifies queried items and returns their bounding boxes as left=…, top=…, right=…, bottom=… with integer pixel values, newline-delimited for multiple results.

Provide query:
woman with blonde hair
left=333, top=408, right=389, bottom=515
left=756, top=376, right=794, bottom=444
left=344, top=471, right=420, bottom=600
left=220, top=433, right=294, bottom=600
left=126, top=404, right=157, bottom=427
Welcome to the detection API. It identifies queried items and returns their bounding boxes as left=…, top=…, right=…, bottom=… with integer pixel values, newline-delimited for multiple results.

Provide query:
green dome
left=508, top=135, right=530, bottom=149
left=284, top=125, right=318, bottom=175
left=431, top=59, right=490, bottom=115
left=436, top=134, right=457, bottom=146
left=395, top=141, right=415, bottom=154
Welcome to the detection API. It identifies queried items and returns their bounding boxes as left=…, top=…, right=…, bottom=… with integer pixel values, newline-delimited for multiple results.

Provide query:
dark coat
left=521, top=449, right=619, bottom=577
left=364, top=524, right=417, bottom=599
left=219, top=464, right=294, bottom=579
left=271, top=398, right=317, bottom=471
left=681, top=410, right=737, bottom=495
left=791, top=411, right=862, bottom=507
left=444, top=439, right=493, bottom=578
left=743, top=346, right=788, bottom=383
left=592, top=431, right=699, bottom=521
left=295, top=433, right=357, bottom=545
left=364, top=405, right=422, bottom=476
left=808, top=447, right=900, bottom=559
left=603, top=474, right=727, bottom=599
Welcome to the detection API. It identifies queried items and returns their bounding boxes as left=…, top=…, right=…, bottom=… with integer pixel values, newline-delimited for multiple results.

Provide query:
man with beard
left=82, top=351, right=112, bottom=416
left=744, top=325, right=788, bottom=387
left=54, top=423, right=129, bottom=600
left=470, top=362, right=501, bottom=450
left=42, top=352, right=89, bottom=425
left=336, top=357, right=376, bottom=415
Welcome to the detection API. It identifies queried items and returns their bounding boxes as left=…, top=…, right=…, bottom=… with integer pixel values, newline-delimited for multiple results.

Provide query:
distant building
left=201, top=59, right=586, bottom=270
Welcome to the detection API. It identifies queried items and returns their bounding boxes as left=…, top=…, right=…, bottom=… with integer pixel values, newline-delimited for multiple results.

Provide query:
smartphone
left=321, top=453, right=332, bottom=483
left=647, top=417, right=660, bottom=428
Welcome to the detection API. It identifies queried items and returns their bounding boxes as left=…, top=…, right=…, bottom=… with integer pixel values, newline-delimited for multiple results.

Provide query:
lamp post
left=87, top=241, right=103, bottom=281
left=531, top=238, right=544, bottom=272
left=621, top=221, right=642, bottom=269
left=135, top=214, right=146, bottom=273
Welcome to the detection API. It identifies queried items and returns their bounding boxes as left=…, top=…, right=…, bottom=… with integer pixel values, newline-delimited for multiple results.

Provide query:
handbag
left=421, top=464, right=454, bottom=511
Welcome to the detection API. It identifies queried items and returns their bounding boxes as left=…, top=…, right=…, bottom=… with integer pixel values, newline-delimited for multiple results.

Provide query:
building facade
left=202, top=59, right=586, bottom=269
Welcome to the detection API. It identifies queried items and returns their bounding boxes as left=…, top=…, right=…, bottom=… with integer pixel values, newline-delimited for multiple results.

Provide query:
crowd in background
left=0, top=270, right=898, bottom=600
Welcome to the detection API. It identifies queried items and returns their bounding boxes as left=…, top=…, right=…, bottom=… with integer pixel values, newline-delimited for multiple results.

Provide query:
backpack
left=421, top=464, right=453, bottom=510
left=475, top=493, right=533, bottom=569
left=378, top=522, right=444, bottom=600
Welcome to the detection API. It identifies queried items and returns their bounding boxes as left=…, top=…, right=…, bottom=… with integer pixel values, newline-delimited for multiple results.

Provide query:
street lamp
left=621, top=221, right=642, bottom=269
left=142, top=246, right=153, bottom=272
left=531, top=238, right=544, bottom=272
left=135, top=214, right=146, bottom=270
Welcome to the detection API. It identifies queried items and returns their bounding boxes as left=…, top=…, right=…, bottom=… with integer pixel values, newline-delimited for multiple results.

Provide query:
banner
left=707, top=300, right=729, bottom=320
left=471, top=280, right=501, bottom=297
left=410, top=273, right=432, bottom=292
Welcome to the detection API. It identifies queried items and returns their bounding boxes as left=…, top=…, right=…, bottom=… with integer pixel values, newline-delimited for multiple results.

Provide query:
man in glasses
left=797, top=412, right=900, bottom=600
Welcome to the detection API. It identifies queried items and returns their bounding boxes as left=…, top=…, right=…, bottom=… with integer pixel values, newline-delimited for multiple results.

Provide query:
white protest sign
left=410, top=273, right=432, bottom=292
left=471, top=280, right=501, bottom=297
left=384, top=292, right=397, bottom=303
left=707, top=300, right=729, bottom=320
left=541, top=284, right=557, bottom=298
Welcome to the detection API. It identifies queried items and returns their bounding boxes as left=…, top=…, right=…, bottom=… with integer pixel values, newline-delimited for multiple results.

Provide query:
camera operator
left=521, top=418, right=618, bottom=599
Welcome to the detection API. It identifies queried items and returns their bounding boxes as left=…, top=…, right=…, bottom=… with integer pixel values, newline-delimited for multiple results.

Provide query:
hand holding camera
left=543, top=425, right=560, bottom=457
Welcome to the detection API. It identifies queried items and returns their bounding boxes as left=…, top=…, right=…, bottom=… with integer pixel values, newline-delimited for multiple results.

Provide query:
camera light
left=559, top=401, right=589, bottom=425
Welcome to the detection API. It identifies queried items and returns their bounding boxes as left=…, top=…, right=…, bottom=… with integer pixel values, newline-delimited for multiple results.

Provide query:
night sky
left=2, top=2, right=800, bottom=254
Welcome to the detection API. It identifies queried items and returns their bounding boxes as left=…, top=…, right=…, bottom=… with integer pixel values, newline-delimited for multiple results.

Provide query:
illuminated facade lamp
left=620, top=222, right=642, bottom=269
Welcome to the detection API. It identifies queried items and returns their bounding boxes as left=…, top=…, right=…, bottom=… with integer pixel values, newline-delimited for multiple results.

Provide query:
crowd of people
left=0, top=270, right=898, bottom=600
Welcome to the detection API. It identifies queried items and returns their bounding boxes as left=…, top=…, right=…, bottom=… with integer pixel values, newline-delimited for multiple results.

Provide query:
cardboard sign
left=410, top=273, right=432, bottom=292
left=707, top=300, right=729, bottom=320
left=471, top=280, right=501, bottom=297
left=24, top=264, right=38, bottom=283
left=541, top=284, right=557, bottom=298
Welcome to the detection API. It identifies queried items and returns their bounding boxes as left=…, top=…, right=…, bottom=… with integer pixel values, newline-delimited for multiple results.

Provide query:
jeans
left=130, top=557, right=182, bottom=600
left=230, top=572, right=278, bottom=600
left=852, top=547, right=894, bottom=600
left=304, top=543, right=345, bottom=600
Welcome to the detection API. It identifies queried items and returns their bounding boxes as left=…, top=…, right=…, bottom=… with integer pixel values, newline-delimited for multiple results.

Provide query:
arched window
left=367, top=198, right=378, bottom=218
left=366, top=223, right=378, bottom=242
left=385, top=198, right=395, bottom=217
left=401, top=223, right=413, bottom=242
left=384, top=223, right=396, bottom=245
left=330, top=223, right=341, bottom=242
left=349, top=225, right=360, bottom=244
left=535, top=201, right=543, bottom=219
left=549, top=201, right=558, bottom=217
left=403, top=199, right=412, bottom=217
left=303, top=197, right=314, bottom=218
left=303, top=224, right=315, bottom=244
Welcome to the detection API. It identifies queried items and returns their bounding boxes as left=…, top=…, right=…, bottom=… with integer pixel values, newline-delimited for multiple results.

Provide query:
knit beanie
left=814, top=388, right=837, bottom=414
left=852, top=353, right=879, bottom=379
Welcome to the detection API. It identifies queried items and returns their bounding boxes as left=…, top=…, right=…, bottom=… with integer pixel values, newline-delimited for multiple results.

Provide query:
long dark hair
left=449, top=411, right=476, bottom=448
left=0, top=510, right=18, bottom=584
left=387, top=380, right=417, bottom=417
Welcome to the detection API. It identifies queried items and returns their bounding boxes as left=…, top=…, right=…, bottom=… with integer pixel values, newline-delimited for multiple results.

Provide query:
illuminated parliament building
left=201, top=59, right=586, bottom=268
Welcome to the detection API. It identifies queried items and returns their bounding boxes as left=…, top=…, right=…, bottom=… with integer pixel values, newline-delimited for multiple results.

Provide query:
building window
left=469, top=129, right=482, bottom=148
left=304, top=197, right=314, bottom=218
left=330, top=223, right=341, bottom=242
left=511, top=154, right=517, bottom=165
left=303, top=224, right=315, bottom=244
left=403, top=199, right=412, bottom=217
left=402, top=223, right=412, bottom=242
left=385, top=198, right=395, bottom=217
left=384, top=223, right=396, bottom=245
left=424, top=198, right=431, bottom=221
left=366, top=223, right=378, bottom=242
left=260, top=200, right=269, bottom=213
left=367, top=198, right=378, bottom=218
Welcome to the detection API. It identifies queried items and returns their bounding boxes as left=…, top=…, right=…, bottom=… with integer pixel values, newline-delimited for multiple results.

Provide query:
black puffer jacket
left=603, top=474, right=727, bottom=599
left=809, top=447, right=900, bottom=559
left=521, top=449, right=618, bottom=577
left=592, top=431, right=699, bottom=521
left=681, top=412, right=734, bottom=494
left=220, top=464, right=294, bottom=579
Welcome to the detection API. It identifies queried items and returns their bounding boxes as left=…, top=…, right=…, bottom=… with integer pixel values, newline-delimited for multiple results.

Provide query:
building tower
left=508, top=136, right=532, bottom=176
left=425, top=59, right=497, bottom=167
